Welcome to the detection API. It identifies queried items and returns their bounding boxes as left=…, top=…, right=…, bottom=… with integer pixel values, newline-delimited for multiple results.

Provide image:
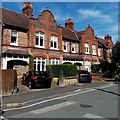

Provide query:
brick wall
left=81, top=25, right=98, bottom=62
left=30, top=9, right=63, bottom=64
left=2, top=29, right=28, bottom=47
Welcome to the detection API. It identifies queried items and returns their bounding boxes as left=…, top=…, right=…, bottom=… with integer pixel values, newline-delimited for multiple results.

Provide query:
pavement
left=1, top=79, right=116, bottom=110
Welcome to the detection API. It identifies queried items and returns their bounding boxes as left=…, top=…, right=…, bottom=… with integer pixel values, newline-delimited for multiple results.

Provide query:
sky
left=1, top=1, right=119, bottom=43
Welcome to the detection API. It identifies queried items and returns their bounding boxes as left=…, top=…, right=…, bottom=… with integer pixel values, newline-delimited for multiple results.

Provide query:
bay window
left=49, top=58, right=59, bottom=65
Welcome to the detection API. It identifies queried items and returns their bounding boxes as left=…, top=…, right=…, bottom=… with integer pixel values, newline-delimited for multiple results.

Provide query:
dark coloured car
left=21, top=71, right=52, bottom=89
left=78, top=70, right=92, bottom=83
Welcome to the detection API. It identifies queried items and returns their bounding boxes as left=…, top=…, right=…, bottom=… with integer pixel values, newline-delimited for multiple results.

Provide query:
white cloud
left=54, top=14, right=71, bottom=21
left=51, top=7, right=71, bottom=22
left=78, top=9, right=112, bottom=22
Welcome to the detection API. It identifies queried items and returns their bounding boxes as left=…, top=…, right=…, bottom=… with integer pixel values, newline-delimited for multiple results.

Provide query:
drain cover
left=80, top=104, right=93, bottom=108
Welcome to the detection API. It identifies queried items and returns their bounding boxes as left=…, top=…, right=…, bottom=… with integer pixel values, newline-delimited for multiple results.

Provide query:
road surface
left=2, top=82, right=119, bottom=119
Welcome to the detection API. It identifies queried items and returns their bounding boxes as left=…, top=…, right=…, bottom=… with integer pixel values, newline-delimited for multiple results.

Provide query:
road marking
left=1, top=116, right=8, bottom=120
left=30, top=101, right=76, bottom=114
left=4, top=83, right=114, bottom=111
left=84, top=113, right=104, bottom=118
left=74, top=89, right=81, bottom=92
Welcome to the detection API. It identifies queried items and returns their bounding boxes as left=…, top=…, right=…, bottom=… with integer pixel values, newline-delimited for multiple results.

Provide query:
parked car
left=78, top=70, right=92, bottom=83
left=21, top=70, right=52, bottom=89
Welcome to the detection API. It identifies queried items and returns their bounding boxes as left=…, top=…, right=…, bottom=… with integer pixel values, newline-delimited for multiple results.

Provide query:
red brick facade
left=1, top=2, right=113, bottom=75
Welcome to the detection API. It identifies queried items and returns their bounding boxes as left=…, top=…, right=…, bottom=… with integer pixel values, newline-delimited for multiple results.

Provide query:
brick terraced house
left=0, top=2, right=113, bottom=77
left=62, top=18, right=113, bottom=71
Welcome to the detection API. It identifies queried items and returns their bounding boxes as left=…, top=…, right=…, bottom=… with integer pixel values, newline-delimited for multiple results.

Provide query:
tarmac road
left=2, top=80, right=115, bottom=109
left=2, top=82, right=119, bottom=119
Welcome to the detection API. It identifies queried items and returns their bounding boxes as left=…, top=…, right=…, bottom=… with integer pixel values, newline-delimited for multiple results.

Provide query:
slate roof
left=63, top=54, right=83, bottom=60
left=76, top=31, right=85, bottom=39
left=2, top=49, right=31, bottom=56
left=62, top=26, right=80, bottom=42
left=0, top=8, right=29, bottom=29
left=95, top=37, right=108, bottom=49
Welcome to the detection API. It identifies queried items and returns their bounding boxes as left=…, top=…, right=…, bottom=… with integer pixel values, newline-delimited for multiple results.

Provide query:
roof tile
left=0, top=8, right=29, bottom=29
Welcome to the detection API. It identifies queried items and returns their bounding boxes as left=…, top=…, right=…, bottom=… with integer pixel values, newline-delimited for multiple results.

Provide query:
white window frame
left=50, top=35, right=58, bottom=50
left=10, top=30, right=18, bottom=46
left=85, top=43, right=89, bottom=54
left=98, top=48, right=101, bottom=56
left=35, top=32, right=45, bottom=48
left=63, top=41, right=68, bottom=52
left=71, top=43, right=76, bottom=53
left=34, top=57, right=46, bottom=71
left=49, top=58, right=59, bottom=65
left=92, top=44, right=96, bottom=55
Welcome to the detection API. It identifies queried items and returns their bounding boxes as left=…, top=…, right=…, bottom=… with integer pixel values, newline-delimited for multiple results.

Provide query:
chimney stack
left=104, top=34, right=112, bottom=41
left=22, top=2, right=33, bottom=18
left=65, top=18, right=74, bottom=31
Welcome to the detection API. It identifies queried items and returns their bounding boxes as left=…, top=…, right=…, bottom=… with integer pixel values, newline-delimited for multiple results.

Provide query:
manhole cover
left=80, top=104, right=93, bottom=108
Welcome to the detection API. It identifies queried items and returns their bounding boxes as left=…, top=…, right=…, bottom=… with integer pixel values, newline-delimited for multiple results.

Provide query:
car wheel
left=28, top=82, right=33, bottom=89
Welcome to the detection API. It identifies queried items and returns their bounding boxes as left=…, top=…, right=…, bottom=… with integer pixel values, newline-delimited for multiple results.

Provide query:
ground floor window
left=49, top=58, right=59, bottom=65
left=34, top=57, right=46, bottom=71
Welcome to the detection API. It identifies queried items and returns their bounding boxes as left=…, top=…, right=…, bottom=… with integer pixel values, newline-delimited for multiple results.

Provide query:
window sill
left=85, top=52, right=90, bottom=54
left=50, top=48, right=59, bottom=50
left=35, top=46, right=45, bottom=49
left=63, top=50, right=68, bottom=52
left=92, top=53, right=97, bottom=55
left=72, top=51, right=76, bottom=53
left=10, top=43, right=19, bottom=46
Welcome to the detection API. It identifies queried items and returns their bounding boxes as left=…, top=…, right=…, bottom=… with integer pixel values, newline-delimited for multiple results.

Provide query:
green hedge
left=46, top=64, right=77, bottom=77
left=91, top=64, right=100, bottom=73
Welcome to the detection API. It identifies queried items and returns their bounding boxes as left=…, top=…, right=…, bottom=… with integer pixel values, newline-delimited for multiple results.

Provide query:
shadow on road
left=96, top=88, right=120, bottom=96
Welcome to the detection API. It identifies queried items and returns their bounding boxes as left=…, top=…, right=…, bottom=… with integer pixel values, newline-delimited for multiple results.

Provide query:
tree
left=100, top=61, right=116, bottom=78
left=111, top=41, right=120, bottom=65
left=29, top=56, right=34, bottom=70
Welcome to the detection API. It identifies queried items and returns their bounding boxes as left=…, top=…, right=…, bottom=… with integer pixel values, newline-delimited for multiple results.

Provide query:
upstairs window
left=11, top=30, right=18, bottom=44
left=63, top=41, right=67, bottom=51
left=85, top=43, right=89, bottom=54
left=71, top=43, right=76, bottom=53
left=35, top=32, right=45, bottom=48
left=98, top=49, right=101, bottom=56
left=50, top=35, right=58, bottom=49
left=92, top=44, right=96, bottom=55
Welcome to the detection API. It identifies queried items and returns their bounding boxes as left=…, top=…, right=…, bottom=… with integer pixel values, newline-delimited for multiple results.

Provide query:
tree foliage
left=100, top=61, right=117, bottom=78
left=111, top=41, right=120, bottom=65
left=29, top=56, right=34, bottom=70
left=91, top=64, right=100, bottom=73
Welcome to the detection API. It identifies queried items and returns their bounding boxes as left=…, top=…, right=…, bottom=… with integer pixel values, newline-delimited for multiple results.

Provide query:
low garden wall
left=91, top=73, right=103, bottom=81
left=91, top=73, right=100, bottom=81
left=59, top=76, right=78, bottom=86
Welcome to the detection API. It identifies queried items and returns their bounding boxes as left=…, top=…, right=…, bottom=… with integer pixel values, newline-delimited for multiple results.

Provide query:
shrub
left=46, top=64, right=77, bottom=77
left=91, top=64, right=100, bottom=73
